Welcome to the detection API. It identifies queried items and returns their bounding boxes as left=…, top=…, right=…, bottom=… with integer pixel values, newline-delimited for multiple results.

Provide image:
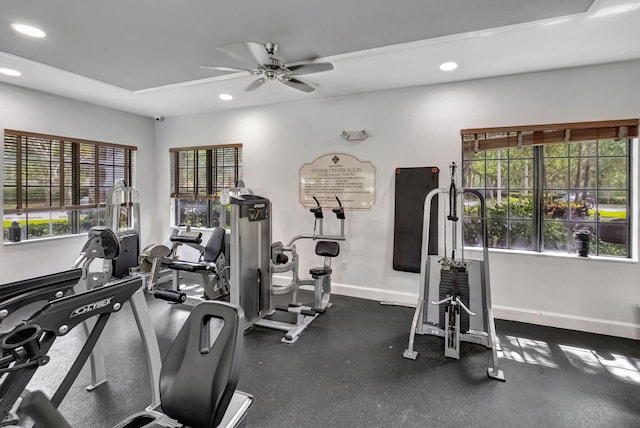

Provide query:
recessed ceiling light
left=11, top=23, right=46, bottom=38
left=219, top=93, right=233, bottom=101
left=0, top=68, right=22, bottom=77
left=439, top=62, right=458, bottom=72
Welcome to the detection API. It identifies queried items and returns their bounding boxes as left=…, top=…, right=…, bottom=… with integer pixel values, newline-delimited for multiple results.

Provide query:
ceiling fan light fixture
left=0, top=68, right=22, bottom=77
left=439, top=61, right=458, bottom=72
left=11, top=23, right=46, bottom=38
left=219, top=93, right=233, bottom=101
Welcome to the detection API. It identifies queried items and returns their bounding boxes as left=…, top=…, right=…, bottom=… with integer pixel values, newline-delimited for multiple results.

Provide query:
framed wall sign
left=299, top=153, right=375, bottom=209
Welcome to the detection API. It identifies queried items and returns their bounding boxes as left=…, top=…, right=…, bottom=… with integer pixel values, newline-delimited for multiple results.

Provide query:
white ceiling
left=1, top=0, right=639, bottom=119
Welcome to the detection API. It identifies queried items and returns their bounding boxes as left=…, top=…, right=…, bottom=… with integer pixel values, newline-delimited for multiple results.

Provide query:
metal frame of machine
left=402, top=162, right=505, bottom=381
left=262, top=197, right=345, bottom=343
left=74, top=180, right=164, bottom=408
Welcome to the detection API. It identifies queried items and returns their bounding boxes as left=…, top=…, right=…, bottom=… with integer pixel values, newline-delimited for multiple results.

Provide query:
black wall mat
left=393, top=167, right=439, bottom=273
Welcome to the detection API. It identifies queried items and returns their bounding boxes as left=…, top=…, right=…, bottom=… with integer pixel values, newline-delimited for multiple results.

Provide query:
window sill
left=3, top=233, right=87, bottom=247
left=464, top=246, right=637, bottom=264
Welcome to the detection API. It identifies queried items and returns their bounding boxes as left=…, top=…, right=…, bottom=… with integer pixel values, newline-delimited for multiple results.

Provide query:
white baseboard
left=331, top=282, right=418, bottom=307
left=272, top=275, right=417, bottom=306
left=272, top=276, right=640, bottom=340
left=493, top=305, right=640, bottom=340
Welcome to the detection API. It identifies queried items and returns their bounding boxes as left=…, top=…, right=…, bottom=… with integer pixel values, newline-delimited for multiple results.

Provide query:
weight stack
left=438, top=266, right=470, bottom=333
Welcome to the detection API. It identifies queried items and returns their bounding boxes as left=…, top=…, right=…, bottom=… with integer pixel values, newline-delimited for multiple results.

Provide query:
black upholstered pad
left=167, top=261, right=211, bottom=272
left=169, top=231, right=202, bottom=244
left=315, top=241, right=340, bottom=258
left=203, top=227, right=225, bottom=263
left=160, top=301, right=245, bottom=428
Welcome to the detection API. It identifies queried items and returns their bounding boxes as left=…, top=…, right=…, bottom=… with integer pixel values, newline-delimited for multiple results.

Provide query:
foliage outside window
left=3, top=129, right=136, bottom=241
left=170, top=145, right=242, bottom=228
left=461, top=120, right=637, bottom=258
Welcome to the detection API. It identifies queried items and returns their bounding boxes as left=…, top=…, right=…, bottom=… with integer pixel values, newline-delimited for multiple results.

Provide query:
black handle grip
left=331, top=196, right=345, bottom=219
left=154, top=290, right=187, bottom=304
left=310, top=196, right=324, bottom=218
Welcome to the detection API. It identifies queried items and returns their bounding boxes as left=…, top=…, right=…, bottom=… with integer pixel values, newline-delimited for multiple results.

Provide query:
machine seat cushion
left=167, top=261, right=211, bottom=272
left=310, top=267, right=332, bottom=278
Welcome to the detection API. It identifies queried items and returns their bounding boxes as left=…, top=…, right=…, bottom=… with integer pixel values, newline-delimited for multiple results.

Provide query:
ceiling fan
left=201, top=42, right=334, bottom=93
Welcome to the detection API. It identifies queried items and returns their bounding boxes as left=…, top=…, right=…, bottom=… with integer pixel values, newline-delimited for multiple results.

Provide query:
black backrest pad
left=315, top=240, right=340, bottom=258
left=160, top=301, right=245, bottom=428
left=170, top=231, right=203, bottom=244
left=203, top=227, right=225, bottom=263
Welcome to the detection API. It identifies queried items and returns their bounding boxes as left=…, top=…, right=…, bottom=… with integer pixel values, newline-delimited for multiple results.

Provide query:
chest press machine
left=402, top=162, right=505, bottom=382
left=263, top=197, right=344, bottom=343
left=229, top=194, right=344, bottom=343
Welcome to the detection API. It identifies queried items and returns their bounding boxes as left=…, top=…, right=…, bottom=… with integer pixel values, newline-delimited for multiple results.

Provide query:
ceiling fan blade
left=245, top=77, right=267, bottom=92
left=200, top=65, right=253, bottom=73
left=280, top=77, right=315, bottom=93
left=217, top=42, right=269, bottom=67
left=288, top=62, right=334, bottom=75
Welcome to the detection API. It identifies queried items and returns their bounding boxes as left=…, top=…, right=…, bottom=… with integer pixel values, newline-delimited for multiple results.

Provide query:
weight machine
left=73, top=180, right=162, bottom=408
left=229, top=194, right=272, bottom=326
left=139, top=228, right=230, bottom=306
left=227, top=193, right=345, bottom=343
left=73, top=227, right=163, bottom=409
left=259, top=197, right=345, bottom=343
left=402, top=162, right=504, bottom=381
left=105, top=179, right=141, bottom=278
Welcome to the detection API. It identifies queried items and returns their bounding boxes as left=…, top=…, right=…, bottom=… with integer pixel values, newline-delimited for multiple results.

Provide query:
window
left=3, top=129, right=136, bottom=241
left=462, top=119, right=638, bottom=258
left=170, top=144, right=242, bottom=228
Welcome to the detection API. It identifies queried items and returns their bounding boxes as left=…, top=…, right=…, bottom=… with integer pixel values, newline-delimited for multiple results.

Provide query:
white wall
left=0, top=82, right=157, bottom=283
left=2, top=61, right=637, bottom=338
left=155, top=60, right=640, bottom=339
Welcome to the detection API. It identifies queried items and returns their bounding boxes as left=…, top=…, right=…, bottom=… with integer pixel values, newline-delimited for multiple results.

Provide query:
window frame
left=461, top=119, right=637, bottom=258
left=3, top=129, right=136, bottom=241
left=169, top=144, right=242, bottom=228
